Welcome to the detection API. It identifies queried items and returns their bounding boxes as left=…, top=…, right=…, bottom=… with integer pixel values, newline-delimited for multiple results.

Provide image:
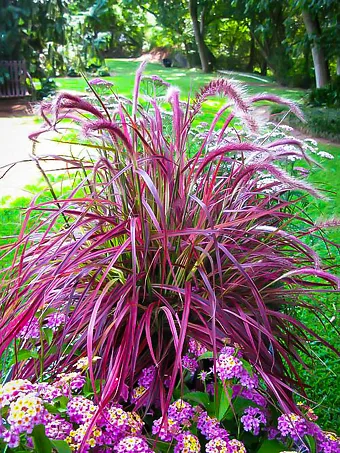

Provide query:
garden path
left=0, top=98, right=336, bottom=200
left=0, top=101, right=69, bottom=199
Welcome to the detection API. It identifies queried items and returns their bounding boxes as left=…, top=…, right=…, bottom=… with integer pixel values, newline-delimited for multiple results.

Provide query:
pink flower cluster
left=54, top=372, right=86, bottom=395
left=114, top=435, right=153, bottom=452
left=206, top=437, right=246, bottom=453
left=67, top=395, right=97, bottom=424
left=0, top=381, right=49, bottom=448
left=215, top=346, right=259, bottom=390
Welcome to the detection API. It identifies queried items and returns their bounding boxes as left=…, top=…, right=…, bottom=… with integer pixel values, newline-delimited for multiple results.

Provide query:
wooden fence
left=0, top=60, right=30, bottom=98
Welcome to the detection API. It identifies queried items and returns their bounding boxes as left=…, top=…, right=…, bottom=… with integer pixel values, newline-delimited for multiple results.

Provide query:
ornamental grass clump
left=0, top=64, right=339, bottom=451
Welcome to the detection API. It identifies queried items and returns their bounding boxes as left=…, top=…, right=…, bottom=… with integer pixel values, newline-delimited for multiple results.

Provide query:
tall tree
left=188, top=0, right=217, bottom=72
left=233, top=0, right=293, bottom=84
left=301, top=8, right=330, bottom=87
left=296, top=0, right=340, bottom=87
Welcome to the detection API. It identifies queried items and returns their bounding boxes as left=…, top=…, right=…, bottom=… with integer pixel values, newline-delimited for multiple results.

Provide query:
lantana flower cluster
left=18, top=311, right=68, bottom=341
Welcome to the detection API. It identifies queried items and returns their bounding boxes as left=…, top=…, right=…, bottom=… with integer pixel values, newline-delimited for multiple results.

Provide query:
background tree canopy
left=0, top=0, right=339, bottom=88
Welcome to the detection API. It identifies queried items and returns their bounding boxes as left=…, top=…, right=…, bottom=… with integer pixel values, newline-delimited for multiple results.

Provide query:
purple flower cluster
left=182, top=355, right=199, bottom=374
left=220, top=346, right=239, bottom=357
left=215, top=347, right=259, bottom=391
left=99, top=406, right=145, bottom=445
left=197, top=410, right=229, bottom=440
left=188, top=338, right=207, bottom=357
left=174, top=432, right=201, bottom=452
left=319, top=432, right=340, bottom=453
left=237, top=387, right=267, bottom=407
left=277, top=413, right=340, bottom=452
left=152, top=400, right=195, bottom=441
left=151, top=400, right=247, bottom=452
left=54, top=372, right=86, bottom=394
left=205, top=437, right=246, bottom=453
left=4, top=393, right=49, bottom=448
left=114, top=435, right=153, bottom=452
left=240, top=407, right=267, bottom=436
left=168, top=399, right=195, bottom=424
left=67, top=395, right=97, bottom=424
left=152, top=416, right=181, bottom=441
left=18, top=318, right=40, bottom=340
left=138, top=365, right=156, bottom=388
left=181, top=338, right=208, bottom=375
left=132, top=366, right=156, bottom=403
left=277, top=413, right=308, bottom=441
left=215, top=353, right=244, bottom=381
left=45, top=312, right=66, bottom=331
left=1, top=352, right=339, bottom=453
left=239, top=372, right=258, bottom=389
left=65, top=421, right=102, bottom=452
left=45, top=413, right=73, bottom=440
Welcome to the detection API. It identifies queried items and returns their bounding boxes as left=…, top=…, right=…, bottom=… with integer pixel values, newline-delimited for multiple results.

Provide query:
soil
left=0, top=98, right=33, bottom=118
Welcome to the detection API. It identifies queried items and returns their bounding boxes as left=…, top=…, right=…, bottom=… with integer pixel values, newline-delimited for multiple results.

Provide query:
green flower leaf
left=50, top=439, right=72, bottom=453
left=43, top=327, right=54, bottom=346
left=197, top=351, right=213, bottom=360
left=257, top=439, right=286, bottom=452
left=217, top=385, right=233, bottom=421
left=305, top=435, right=317, bottom=453
left=10, top=348, right=39, bottom=364
left=183, top=391, right=210, bottom=408
left=32, top=424, right=52, bottom=453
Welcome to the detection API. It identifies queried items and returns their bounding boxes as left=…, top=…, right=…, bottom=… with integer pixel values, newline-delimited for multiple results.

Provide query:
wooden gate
left=0, top=60, right=30, bottom=98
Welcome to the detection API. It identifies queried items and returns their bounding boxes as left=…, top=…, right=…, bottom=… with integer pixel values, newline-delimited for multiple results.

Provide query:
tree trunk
left=247, top=32, right=256, bottom=72
left=302, top=9, right=330, bottom=88
left=188, top=0, right=211, bottom=73
left=337, top=57, right=340, bottom=76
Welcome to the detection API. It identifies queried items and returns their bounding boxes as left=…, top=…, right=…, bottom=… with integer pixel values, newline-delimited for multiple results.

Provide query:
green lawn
left=56, top=58, right=306, bottom=103
left=1, top=59, right=339, bottom=429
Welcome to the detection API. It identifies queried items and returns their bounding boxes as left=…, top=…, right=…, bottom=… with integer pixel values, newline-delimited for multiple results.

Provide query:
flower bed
left=1, top=343, right=339, bottom=452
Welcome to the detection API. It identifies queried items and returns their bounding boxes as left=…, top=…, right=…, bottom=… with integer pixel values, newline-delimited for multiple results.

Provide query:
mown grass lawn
left=1, top=58, right=339, bottom=429
left=56, top=58, right=306, bottom=102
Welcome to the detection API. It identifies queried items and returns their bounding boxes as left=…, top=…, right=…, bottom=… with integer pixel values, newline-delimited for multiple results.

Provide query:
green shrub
left=272, top=105, right=340, bottom=142
left=289, top=107, right=340, bottom=142
left=308, top=76, right=340, bottom=108
left=36, top=78, right=57, bottom=100
left=96, top=66, right=110, bottom=77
